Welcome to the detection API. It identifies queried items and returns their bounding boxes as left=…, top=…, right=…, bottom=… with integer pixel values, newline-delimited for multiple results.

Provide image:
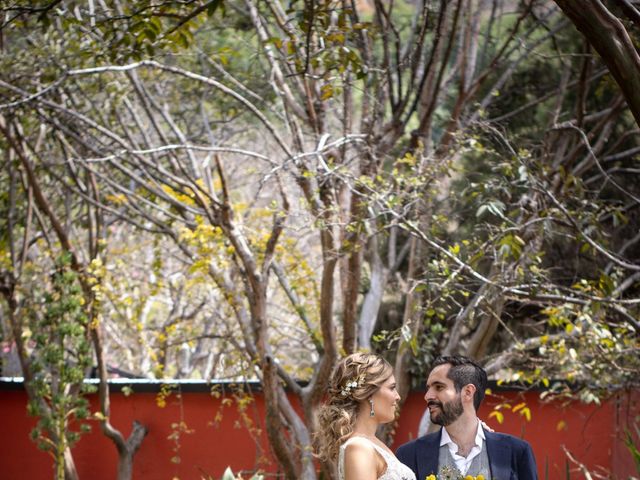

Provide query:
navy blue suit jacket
left=396, top=428, right=538, bottom=480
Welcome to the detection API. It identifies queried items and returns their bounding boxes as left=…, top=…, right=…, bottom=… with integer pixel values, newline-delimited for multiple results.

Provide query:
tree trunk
left=380, top=235, right=425, bottom=444
left=115, top=422, right=148, bottom=480
left=554, top=0, right=640, bottom=128
left=93, top=324, right=148, bottom=480
left=62, top=448, right=79, bottom=480
left=358, top=235, right=387, bottom=350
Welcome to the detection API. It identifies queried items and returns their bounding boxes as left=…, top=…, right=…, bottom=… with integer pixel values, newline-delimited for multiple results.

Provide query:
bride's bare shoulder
left=343, top=436, right=376, bottom=450
left=342, top=437, right=381, bottom=480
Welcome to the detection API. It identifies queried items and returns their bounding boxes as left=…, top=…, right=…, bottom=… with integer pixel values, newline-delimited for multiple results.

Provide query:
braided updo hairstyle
left=315, top=352, right=393, bottom=462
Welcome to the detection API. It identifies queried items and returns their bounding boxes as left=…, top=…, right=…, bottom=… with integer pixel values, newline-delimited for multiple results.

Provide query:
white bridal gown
left=338, top=436, right=416, bottom=480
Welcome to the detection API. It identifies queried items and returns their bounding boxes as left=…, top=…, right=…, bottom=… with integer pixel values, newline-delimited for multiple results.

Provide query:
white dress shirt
left=440, top=420, right=485, bottom=475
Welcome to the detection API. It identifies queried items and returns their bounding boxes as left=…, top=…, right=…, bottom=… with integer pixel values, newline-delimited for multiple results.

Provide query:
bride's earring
left=369, top=399, right=375, bottom=417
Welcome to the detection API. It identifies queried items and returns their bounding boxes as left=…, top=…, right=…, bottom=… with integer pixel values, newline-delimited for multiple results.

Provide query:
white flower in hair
left=340, top=377, right=363, bottom=396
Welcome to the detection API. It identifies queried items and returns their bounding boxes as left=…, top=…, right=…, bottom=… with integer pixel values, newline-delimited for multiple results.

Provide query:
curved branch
left=554, top=0, right=640, bottom=127
left=65, top=61, right=294, bottom=157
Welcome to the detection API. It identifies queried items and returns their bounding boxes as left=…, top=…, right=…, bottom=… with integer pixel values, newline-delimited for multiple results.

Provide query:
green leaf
left=207, top=0, right=224, bottom=17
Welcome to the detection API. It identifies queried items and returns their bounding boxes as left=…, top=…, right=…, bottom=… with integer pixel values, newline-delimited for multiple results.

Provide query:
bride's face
left=369, top=374, right=401, bottom=423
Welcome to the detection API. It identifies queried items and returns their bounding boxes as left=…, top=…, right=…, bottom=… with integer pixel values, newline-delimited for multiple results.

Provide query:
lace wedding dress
left=338, top=436, right=416, bottom=480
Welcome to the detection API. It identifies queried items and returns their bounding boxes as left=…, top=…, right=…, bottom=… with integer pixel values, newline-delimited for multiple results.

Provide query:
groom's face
left=424, top=364, right=464, bottom=426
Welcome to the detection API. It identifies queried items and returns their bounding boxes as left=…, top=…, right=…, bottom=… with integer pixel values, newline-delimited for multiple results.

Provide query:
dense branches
left=1, top=1, right=639, bottom=478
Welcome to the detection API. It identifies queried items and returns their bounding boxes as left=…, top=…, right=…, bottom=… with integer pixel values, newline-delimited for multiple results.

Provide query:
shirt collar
left=440, top=419, right=485, bottom=447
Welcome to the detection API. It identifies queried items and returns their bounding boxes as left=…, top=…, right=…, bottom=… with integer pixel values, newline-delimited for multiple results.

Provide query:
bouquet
left=425, top=465, right=488, bottom=480
left=425, top=476, right=485, bottom=480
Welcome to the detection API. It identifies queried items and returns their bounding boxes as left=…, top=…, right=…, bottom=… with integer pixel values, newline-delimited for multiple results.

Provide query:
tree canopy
left=1, top=1, right=639, bottom=479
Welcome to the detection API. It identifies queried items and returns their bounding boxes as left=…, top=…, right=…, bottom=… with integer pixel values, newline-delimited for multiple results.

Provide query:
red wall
left=1, top=385, right=638, bottom=479
left=397, top=388, right=639, bottom=480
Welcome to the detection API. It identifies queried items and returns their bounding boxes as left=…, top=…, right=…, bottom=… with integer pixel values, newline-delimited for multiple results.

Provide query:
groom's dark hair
left=431, top=355, right=488, bottom=410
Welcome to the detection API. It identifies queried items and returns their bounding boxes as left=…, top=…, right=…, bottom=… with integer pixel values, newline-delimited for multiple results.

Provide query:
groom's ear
left=462, top=384, right=476, bottom=404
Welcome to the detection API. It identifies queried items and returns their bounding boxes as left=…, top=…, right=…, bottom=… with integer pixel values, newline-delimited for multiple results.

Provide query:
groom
left=396, top=355, right=538, bottom=479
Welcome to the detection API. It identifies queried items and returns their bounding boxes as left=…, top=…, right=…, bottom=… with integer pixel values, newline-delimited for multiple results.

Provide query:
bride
left=316, top=353, right=416, bottom=480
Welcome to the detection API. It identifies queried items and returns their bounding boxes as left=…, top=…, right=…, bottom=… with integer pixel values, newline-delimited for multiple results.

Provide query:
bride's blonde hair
left=314, top=352, right=393, bottom=461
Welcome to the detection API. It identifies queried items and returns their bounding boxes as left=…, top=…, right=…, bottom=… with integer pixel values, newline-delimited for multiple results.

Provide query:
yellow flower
left=426, top=472, right=489, bottom=479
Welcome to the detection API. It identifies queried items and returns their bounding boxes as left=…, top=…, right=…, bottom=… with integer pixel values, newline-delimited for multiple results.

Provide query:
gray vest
left=438, top=440, right=491, bottom=478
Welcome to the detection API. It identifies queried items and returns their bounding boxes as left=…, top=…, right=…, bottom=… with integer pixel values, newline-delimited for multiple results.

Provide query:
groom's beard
left=428, top=395, right=463, bottom=426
